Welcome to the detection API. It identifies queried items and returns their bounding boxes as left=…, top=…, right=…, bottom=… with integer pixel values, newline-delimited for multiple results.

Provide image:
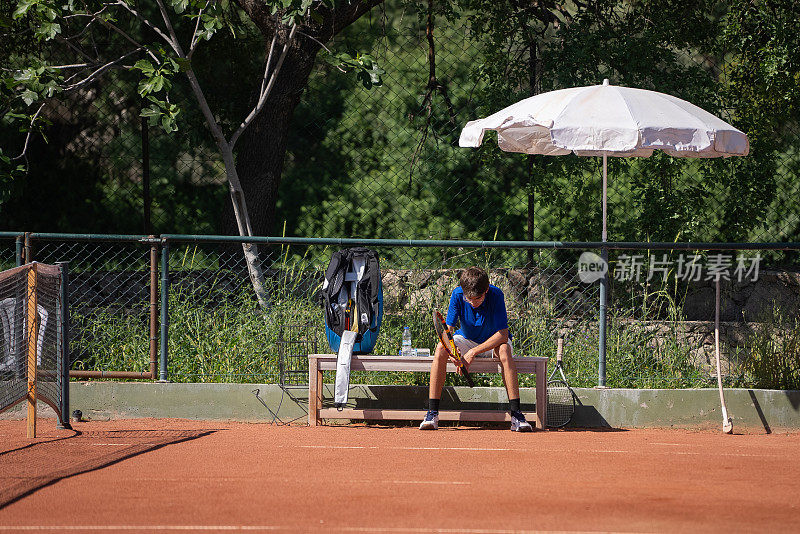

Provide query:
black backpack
left=321, top=248, right=383, bottom=352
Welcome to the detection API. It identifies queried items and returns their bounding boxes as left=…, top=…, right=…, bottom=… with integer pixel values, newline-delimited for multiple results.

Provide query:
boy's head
left=460, top=267, right=490, bottom=300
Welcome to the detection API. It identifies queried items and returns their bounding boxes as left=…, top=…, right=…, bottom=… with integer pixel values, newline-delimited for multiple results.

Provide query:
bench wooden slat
left=310, top=354, right=546, bottom=374
left=319, top=409, right=520, bottom=422
left=308, top=354, right=548, bottom=429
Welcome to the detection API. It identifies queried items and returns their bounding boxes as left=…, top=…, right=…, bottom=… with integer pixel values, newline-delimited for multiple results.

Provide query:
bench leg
left=308, top=358, right=319, bottom=426
left=535, top=362, right=547, bottom=430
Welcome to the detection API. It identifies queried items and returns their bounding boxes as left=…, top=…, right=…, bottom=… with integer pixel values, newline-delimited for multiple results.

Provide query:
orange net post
left=26, top=263, right=38, bottom=439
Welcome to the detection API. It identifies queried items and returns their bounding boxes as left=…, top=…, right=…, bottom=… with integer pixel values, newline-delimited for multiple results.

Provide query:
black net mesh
left=0, top=266, right=28, bottom=412
left=34, top=264, right=63, bottom=414
left=0, top=263, right=64, bottom=422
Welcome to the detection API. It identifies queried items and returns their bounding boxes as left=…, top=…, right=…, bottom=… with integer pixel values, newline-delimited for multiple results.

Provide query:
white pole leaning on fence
left=715, top=277, right=733, bottom=434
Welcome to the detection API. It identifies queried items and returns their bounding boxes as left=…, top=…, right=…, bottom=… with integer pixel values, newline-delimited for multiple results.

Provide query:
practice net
left=0, top=263, right=69, bottom=434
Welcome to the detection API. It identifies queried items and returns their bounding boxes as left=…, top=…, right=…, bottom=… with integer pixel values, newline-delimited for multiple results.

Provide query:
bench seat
left=307, top=354, right=548, bottom=429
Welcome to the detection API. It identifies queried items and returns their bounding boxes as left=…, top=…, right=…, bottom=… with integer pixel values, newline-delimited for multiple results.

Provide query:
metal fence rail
left=3, top=232, right=799, bottom=389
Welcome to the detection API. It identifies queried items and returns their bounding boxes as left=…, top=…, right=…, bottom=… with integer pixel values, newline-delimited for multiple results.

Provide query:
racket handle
left=557, top=338, right=563, bottom=362
left=462, top=368, right=474, bottom=387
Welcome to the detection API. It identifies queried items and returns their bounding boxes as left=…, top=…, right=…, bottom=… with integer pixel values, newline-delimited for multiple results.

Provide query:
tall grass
left=732, top=307, right=800, bottom=390
left=68, top=250, right=795, bottom=390
left=71, top=309, right=151, bottom=373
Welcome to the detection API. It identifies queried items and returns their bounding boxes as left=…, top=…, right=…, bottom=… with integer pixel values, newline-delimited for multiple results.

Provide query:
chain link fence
left=4, top=234, right=798, bottom=390
left=159, top=237, right=600, bottom=387
left=21, top=235, right=155, bottom=378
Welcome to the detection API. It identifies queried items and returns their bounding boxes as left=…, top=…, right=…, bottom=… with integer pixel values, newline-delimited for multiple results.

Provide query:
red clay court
left=1, top=418, right=799, bottom=533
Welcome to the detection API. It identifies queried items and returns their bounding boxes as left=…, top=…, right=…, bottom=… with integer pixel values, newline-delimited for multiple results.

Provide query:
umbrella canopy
left=458, top=79, right=750, bottom=387
left=459, top=79, right=749, bottom=242
left=460, top=79, right=749, bottom=159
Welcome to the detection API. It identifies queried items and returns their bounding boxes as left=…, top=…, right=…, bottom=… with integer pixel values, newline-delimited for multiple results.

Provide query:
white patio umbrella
left=458, top=79, right=749, bottom=387
left=459, top=79, right=749, bottom=242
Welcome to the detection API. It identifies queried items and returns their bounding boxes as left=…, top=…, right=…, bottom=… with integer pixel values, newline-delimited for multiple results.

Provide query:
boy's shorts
left=453, top=335, right=512, bottom=358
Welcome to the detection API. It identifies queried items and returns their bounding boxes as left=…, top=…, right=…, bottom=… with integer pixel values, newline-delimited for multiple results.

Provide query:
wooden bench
left=307, top=354, right=548, bottom=429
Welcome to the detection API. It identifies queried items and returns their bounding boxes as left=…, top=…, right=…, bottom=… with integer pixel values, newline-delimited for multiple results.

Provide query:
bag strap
left=322, top=249, right=349, bottom=336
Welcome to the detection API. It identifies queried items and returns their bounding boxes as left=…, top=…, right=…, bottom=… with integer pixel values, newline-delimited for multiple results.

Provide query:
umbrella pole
left=598, top=154, right=608, bottom=387
left=602, top=154, right=608, bottom=242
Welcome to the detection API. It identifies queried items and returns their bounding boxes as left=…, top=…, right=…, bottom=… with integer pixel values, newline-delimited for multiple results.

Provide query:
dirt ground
left=1, top=418, right=799, bottom=533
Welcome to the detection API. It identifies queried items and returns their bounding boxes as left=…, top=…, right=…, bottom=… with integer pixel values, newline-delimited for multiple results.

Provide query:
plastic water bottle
left=402, top=326, right=412, bottom=357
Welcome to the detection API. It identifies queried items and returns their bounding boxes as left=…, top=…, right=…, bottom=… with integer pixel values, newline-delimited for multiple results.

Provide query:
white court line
left=0, top=527, right=574, bottom=533
left=293, top=445, right=525, bottom=452
left=671, top=451, right=781, bottom=458
left=123, top=478, right=471, bottom=485
left=0, top=528, right=279, bottom=532
left=388, top=480, right=471, bottom=485
left=290, top=445, right=630, bottom=453
left=288, top=445, right=778, bottom=458
left=88, top=443, right=133, bottom=447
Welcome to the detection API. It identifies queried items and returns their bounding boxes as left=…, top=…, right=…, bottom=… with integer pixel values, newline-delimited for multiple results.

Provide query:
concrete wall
left=5, top=382, right=797, bottom=433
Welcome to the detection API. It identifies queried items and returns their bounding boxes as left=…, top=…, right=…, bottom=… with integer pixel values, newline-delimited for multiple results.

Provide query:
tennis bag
left=321, top=247, right=383, bottom=354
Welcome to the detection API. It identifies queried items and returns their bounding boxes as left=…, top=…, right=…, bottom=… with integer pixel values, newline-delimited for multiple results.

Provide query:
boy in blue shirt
left=420, top=266, right=533, bottom=431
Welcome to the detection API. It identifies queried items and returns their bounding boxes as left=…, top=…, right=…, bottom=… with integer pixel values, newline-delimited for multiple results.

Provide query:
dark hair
left=460, top=267, right=490, bottom=299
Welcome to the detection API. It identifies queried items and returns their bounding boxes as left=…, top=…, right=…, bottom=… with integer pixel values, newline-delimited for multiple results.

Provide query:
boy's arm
left=462, top=288, right=511, bottom=362
left=462, top=328, right=509, bottom=365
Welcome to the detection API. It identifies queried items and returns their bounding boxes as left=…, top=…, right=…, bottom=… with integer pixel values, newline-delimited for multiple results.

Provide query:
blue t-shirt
left=446, top=285, right=511, bottom=343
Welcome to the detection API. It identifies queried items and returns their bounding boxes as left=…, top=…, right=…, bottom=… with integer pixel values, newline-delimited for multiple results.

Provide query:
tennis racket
left=547, top=338, right=575, bottom=428
left=433, top=310, right=474, bottom=388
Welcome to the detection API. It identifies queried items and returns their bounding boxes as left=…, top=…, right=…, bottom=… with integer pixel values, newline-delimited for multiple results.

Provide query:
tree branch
left=188, top=1, right=212, bottom=58
left=62, top=47, right=144, bottom=91
left=114, top=0, right=176, bottom=55
left=155, top=0, right=187, bottom=57
left=230, top=23, right=298, bottom=149
left=93, top=11, right=160, bottom=63
left=409, top=0, right=456, bottom=182
left=11, top=103, right=46, bottom=161
left=260, top=17, right=281, bottom=96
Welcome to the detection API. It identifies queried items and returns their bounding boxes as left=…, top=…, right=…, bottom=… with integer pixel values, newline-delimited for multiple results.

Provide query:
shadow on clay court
left=0, top=433, right=79, bottom=458
left=0, top=428, right=216, bottom=510
left=749, top=390, right=772, bottom=434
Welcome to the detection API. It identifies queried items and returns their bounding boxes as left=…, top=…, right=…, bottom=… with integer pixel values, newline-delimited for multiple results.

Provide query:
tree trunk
left=223, top=44, right=318, bottom=238
left=219, top=1, right=383, bottom=305
left=226, top=0, right=384, bottom=238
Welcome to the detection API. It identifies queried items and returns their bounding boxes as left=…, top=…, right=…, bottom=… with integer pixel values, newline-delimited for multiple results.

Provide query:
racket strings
left=547, top=380, right=574, bottom=428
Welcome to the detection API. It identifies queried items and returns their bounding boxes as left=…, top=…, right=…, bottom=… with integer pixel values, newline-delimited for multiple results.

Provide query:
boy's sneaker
left=419, top=410, right=439, bottom=430
left=510, top=411, right=533, bottom=432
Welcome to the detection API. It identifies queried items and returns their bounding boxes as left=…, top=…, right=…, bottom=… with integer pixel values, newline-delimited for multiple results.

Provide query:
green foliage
left=3, top=0, right=800, bottom=249
left=320, top=51, right=385, bottom=89
left=134, top=55, right=182, bottom=132
left=1, top=0, right=388, bottom=236
left=13, top=0, right=62, bottom=41
left=735, top=307, right=800, bottom=390
left=72, top=310, right=151, bottom=374
left=71, top=255, right=706, bottom=388
left=721, top=0, right=800, bottom=142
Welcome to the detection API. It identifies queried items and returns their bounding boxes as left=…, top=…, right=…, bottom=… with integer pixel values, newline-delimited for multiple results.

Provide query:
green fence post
left=598, top=247, right=608, bottom=387
left=15, top=235, right=23, bottom=266
left=160, top=239, right=169, bottom=382
left=56, top=261, right=71, bottom=429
